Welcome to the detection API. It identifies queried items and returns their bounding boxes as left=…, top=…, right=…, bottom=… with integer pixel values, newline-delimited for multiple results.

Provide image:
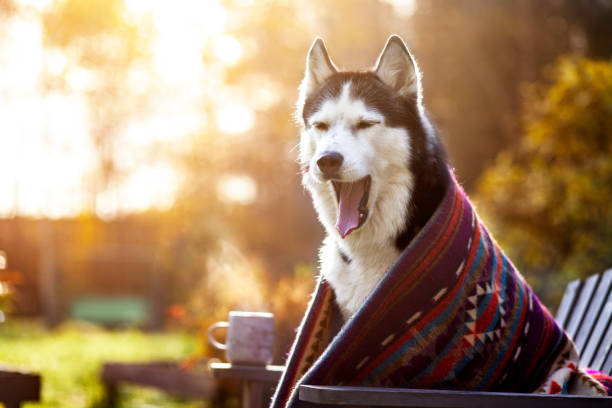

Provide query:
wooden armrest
left=298, top=385, right=609, bottom=407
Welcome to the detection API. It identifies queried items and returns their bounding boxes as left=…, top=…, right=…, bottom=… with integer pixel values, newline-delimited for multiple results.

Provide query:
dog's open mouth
left=332, top=175, right=371, bottom=238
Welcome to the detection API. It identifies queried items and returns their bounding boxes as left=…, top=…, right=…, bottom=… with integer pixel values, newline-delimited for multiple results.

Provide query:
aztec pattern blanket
left=271, top=173, right=611, bottom=408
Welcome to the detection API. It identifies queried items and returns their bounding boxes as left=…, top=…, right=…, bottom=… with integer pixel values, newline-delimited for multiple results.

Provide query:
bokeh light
left=216, top=174, right=257, bottom=205
left=215, top=103, right=255, bottom=134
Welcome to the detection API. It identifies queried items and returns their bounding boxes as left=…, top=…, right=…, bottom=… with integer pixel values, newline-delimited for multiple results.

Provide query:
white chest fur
left=319, top=235, right=402, bottom=321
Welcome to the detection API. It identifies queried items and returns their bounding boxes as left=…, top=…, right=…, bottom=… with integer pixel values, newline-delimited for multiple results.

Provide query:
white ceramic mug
left=208, top=311, right=274, bottom=365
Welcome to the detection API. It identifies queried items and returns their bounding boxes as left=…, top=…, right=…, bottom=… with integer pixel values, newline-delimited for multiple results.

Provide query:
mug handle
left=208, top=321, right=229, bottom=350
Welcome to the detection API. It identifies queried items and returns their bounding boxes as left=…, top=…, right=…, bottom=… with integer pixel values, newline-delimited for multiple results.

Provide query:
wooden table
left=209, top=362, right=284, bottom=408
left=0, top=367, right=41, bottom=408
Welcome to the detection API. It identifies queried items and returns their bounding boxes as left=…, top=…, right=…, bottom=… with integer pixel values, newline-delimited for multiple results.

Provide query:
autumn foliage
left=477, top=58, right=612, bottom=305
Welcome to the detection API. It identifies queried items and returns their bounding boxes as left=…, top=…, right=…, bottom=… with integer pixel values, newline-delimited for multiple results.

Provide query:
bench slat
left=555, top=279, right=582, bottom=329
left=603, top=340, right=612, bottom=375
left=298, top=385, right=609, bottom=407
left=566, top=274, right=600, bottom=345
left=582, top=295, right=612, bottom=369
left=575, top=269, right=612, bottom=358
left=592, top=313, right=612, bottom=373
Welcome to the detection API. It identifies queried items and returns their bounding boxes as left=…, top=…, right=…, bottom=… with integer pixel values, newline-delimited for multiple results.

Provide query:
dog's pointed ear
left=375, top=35, right=421, bottom=98
left=301, top=38, right=337, bottom=96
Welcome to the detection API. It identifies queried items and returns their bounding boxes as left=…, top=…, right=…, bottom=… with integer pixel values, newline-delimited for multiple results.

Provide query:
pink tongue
left=336, top=180, right=366, bottom=238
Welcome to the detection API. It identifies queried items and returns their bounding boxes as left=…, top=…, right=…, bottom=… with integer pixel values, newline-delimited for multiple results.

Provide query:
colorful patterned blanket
left=271, top=173, right=611, bottom=408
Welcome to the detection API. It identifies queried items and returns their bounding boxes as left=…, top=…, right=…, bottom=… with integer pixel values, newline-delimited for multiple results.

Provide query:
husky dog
left=298, top=35, right=450, bottom=321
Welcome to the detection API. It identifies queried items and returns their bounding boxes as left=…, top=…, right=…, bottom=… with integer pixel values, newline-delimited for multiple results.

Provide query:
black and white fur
left=298, top=36, right=450, bottom=320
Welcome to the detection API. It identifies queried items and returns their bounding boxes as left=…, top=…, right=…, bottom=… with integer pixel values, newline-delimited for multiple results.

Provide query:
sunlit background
left=1, top=0, right=611, bottom=406
left=1, top=0, right=250, bottom=218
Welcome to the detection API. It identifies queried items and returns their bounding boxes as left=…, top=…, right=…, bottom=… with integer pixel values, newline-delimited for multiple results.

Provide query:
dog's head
left=298, top=36, right=430, bottom=240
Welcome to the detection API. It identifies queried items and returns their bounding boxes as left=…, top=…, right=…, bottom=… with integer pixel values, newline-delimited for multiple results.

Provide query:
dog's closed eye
left=355, top=120, right=380, bottom=130
left=313, top=122, right=330, bottom=131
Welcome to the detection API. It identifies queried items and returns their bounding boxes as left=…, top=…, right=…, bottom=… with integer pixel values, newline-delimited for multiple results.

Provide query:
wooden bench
left=0, top=366, right=41, bottom=408
left=297, top=269, right=612, bottom=407
left=0, top=254, right=41, bottom=408
left=101, top=361, right=216, bottom=407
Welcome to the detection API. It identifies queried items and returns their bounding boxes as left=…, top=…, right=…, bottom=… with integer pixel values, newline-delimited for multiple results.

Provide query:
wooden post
left=243, top=381, right=265, bottom=408
left=38, top=219, right=59, bottom=327
left=148, top=259, right=164, bottom=331
left=103, top=382, right=118, bottom=408
left=2, top=399, right=20, bottom=408
left=209, top=363, right=284, bottom=408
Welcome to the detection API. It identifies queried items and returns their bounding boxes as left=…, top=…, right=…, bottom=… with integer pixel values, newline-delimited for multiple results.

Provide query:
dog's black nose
left=316, top=151, right=344, bottom=177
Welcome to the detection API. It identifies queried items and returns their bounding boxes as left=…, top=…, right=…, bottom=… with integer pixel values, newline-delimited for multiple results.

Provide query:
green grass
left=0, top=319, right=206, bottom=408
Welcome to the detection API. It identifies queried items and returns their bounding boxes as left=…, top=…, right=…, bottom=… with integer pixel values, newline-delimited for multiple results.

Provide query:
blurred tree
left=41, top=0, right=148, bottom=212
left=476, top=58, right=612, bottom=306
